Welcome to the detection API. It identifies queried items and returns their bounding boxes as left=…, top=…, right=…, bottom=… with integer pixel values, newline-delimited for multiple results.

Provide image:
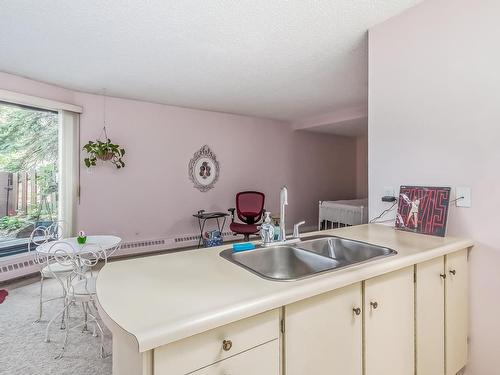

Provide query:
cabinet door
left=190, top=339, right=279, bottom=375
left=445, top=249, right=468, bottom=375
left=365, top=266, right=414, bottom=375
left=284, top=282, right=362, bottom=375
left=416, top=257, right=445, bottom=375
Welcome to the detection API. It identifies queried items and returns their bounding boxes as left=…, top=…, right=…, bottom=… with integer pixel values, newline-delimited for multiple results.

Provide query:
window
left=0, top=102, right=59, bottom=257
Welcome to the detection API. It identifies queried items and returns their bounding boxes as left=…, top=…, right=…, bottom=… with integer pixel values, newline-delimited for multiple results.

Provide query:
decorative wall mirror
left=188, top=145, right=220, bottom=192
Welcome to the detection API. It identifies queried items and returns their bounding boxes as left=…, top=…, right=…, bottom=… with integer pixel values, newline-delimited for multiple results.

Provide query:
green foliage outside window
left=0, top=104, right=59, bottom=238
left=0, top=105, right=58, bottom=172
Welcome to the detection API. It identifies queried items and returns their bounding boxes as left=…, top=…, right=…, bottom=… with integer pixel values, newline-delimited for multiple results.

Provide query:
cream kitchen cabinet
left=445, top=249, right=468, bottom=375
left=364, top=266, right=415, bottom=375
left=97, top=224, right=473, bottom=375
left=285, top=267, right=415, bottom=375
left=416, top=256, right=446, bottom=375
left=415, top=250, right=468, bottom=375
left=151, top=255, right=467, bottom=375
left=284, top=282, right=362, bottom=375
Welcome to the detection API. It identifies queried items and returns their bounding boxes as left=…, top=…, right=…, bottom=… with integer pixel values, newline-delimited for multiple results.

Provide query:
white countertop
left=96, top=224, right=473, bottom=352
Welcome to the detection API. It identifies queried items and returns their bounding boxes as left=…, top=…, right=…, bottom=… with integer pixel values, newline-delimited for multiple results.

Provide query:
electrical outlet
left=383, top=186, right=395, bottom=198
left=455, top=187, right=471, bottom=207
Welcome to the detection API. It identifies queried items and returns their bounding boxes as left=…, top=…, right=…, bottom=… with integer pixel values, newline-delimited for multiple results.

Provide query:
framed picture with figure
left=188, top=145, right=220, bottom=192
left=395, top=185, right=451, bottom=237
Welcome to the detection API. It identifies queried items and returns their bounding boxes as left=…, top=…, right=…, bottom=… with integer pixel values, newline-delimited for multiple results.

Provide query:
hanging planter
left=83, top=126, right=126, bottom=169
left=83, top=91, right=126, bottom=169
left=98, top=151, right=114, bottom=161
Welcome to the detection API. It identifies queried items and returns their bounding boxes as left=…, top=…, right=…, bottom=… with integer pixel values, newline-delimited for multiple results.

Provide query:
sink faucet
left=279, top=186, right=288, bottom=241
left=260, top=185, right=305, bottom=247
left=293, top=221, right=306, bottom=239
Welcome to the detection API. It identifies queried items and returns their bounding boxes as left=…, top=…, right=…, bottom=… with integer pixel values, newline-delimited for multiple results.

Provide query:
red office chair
left=228, top=191, right=266, bottom=241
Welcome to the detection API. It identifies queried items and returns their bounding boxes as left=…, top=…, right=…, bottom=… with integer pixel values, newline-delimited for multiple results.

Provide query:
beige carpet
left=0, top=277, right=112, bottom=375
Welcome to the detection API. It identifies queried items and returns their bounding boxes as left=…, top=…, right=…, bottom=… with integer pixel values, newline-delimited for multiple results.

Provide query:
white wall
left=369, top=0, right=500, bottom=373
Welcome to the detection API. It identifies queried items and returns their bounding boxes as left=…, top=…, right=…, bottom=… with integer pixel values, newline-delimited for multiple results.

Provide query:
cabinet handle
left=449, top=269, right=456, bottom=276
left=440, top=273, right=447, bottom=279
left=370, top=301, right=378, bottom=309
left=222, top=339, right=233, bottom=351
left=353, top=307, right=361, bottom=316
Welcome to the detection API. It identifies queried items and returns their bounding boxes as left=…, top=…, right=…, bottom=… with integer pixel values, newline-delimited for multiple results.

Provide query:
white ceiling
left=0, top=0, right=421, bottom=122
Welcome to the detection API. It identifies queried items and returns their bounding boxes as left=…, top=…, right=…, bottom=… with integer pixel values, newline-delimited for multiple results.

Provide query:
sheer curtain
left=58, top=110, right=79, bottom=237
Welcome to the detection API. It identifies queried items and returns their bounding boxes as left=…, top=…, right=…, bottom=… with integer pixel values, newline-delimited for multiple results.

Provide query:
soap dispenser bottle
left=272, top=215, right=281, bottom=241
left=260, top=211, right=275, bottom=245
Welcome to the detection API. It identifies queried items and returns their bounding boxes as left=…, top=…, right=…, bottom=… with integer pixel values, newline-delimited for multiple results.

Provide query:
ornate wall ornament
left=188, top=145, right=220, bottom=192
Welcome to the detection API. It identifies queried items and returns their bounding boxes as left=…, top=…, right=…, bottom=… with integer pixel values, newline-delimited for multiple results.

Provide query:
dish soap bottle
left=272, top=215, right=281, bottom=241
left=260, top=211, right=275, bottom=244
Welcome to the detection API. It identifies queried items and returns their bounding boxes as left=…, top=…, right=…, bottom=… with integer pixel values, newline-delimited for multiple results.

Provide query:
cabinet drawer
left=190, top=339, right=280, bottom=375
left=154, top=309, right=279, bottom=375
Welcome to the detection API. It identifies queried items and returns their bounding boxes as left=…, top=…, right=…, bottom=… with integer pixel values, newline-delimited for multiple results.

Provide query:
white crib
left=318, top=198, right=368, bottom=230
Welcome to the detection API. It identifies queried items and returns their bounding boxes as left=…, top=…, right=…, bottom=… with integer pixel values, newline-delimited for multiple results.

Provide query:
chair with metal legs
left=43, top=241, right=107, bottom=359
left=28, top=222, right=72, bottom=324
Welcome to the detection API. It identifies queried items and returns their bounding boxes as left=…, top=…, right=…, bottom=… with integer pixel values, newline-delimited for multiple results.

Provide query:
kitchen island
left=96, top=224, right=473, bottom=375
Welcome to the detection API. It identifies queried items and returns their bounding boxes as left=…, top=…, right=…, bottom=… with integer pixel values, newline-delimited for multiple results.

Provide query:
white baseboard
left=0, top=253, right=39, bottom=282
left=111, top=230, right=245, bottom=258
left=0, top=230, right=243, bottom=281
left=112, top=226, right=319, bottom=259
left=0, top=225, right=319, bottom=282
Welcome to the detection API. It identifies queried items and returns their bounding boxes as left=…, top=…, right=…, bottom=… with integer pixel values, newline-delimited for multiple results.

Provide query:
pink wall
left=0, top=72, right=77, bottom=104
left=369, top=1, right=500, bottom=373
left=0, top=72, right=358, bottom=242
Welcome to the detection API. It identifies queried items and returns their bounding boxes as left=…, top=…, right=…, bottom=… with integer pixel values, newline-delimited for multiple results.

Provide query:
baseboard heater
left=0, top=230, right=242, bottom=282
left=0, top=225, right=317, bottom=282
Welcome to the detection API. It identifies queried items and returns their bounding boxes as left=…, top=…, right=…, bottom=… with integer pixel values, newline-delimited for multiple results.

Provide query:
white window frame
left=0, top=89, right=82, bottom=238
left=0, top=89, right=82, bottom=113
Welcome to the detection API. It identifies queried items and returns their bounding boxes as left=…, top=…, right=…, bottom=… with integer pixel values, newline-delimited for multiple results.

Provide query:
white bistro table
left=35, top=235, right=121, bottom=353
left=36, top=235, right=122, bottom=257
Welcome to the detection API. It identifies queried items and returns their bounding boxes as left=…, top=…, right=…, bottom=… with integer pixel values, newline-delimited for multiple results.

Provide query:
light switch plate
left=455, top=187, right=471, bottom=207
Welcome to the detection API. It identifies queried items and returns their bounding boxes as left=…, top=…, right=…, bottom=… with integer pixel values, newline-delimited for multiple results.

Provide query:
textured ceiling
left=0, top=0, right=421, bottom=121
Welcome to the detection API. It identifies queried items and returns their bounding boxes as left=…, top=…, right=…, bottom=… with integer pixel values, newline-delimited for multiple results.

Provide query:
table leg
left=221, top=217, right=227, bottom=238
left=197, top=219, right=207, bottom=249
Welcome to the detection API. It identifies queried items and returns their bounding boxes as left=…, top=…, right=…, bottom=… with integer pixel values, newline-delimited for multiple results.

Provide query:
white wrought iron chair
left=106, top=240, right=120, bottom=258
left=43, top=241, right=107, bottom=359
left=28, top=221, right=72, bottom=323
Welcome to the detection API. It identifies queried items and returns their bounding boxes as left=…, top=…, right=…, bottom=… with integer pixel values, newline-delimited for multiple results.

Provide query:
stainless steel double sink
left=220, top=236, right=397, bottom=281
